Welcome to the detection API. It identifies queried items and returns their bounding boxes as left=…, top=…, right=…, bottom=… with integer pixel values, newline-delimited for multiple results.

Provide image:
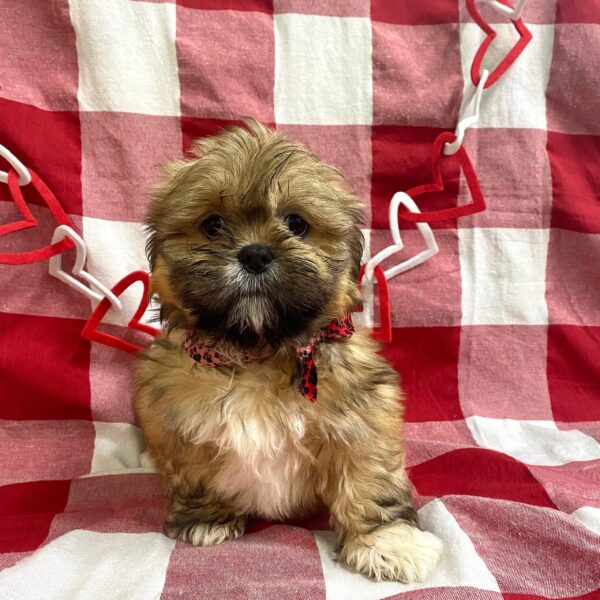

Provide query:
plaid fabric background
left=1, top=0, right=599, bottom=598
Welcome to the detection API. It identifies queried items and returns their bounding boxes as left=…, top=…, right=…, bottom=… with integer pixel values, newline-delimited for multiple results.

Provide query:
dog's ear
left=340, top=191, right=365, bottom=283
left=145, top=158, right=201, bottom=330
left=145, top=157, right=198, bottom=270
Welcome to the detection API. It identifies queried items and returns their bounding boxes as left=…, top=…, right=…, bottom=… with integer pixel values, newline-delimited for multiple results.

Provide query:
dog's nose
left=238, top=244, right=273, bottom=274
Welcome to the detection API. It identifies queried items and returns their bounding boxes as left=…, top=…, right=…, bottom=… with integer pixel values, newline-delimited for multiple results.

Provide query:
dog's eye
left=201, top=215, right=223, bottom=238
left=285, top=214, right=309, bottom=236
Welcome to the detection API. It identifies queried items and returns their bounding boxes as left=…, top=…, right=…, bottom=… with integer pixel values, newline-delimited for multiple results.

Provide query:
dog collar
left=184, top=314, right=355, bottom=403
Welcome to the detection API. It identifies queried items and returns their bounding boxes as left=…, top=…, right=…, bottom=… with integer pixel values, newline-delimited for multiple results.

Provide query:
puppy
left=134, top=120, right=442, bottom=582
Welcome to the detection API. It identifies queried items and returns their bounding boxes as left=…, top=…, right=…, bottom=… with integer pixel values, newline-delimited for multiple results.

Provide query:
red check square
left=555, top=3, right=600, bottom=24
left=0, top=420, right=95, bottom=485
left=548, top=131, right=600, bottom=234
left=372, top=0, right=459, bottom=25
left=177, top=6, right=275, bottom=122
left=0, top=98, right=82, bottom=216
left=49, top=474, right=166, bottom=538
left=382, top=327, right=463, bottom=422
left=177, top=0, right=273, bottom=13
left=80, top=112, right=182, bottom=222
left=461, top=129, right=551, bottom=229
left=0, top=0, right=78, bottom=111
left=0, top=312, right=91, bottom=421
left=0, top=480, right=70, bottom=553
left=446, top=496, right=600, bottom=597
left=546, top=229, right=600, bottom=326
left=371, top=126, right=459, bottom=231
left=547, top=325, right=600, bottom=423
left=90, top=343, right=139, bottom=424
left=458, top=325, right=553, bottom=420
left=404, top=420, right=477, bottom=468
left=547, top=24, right=600, bottom=135
left=274, top=0, right=369, bottom=17
left=411, top=449, right=556, bottom=508
left=529, top=461, right=600, bottom=513
left=163, top=526, right=325, bottom=598
left=372, top=23, right=462, bottom=127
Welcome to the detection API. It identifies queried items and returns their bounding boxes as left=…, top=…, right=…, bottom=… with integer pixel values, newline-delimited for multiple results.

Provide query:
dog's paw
left=139, top=450, right=155, bottom=469
left=165, top=515, right=245, bottom=547
left=339, top=522, right=443, bottom=583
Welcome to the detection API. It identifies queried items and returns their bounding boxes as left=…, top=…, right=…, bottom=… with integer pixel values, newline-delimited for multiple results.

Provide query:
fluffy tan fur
left=134, top=120, right=442, bottom=582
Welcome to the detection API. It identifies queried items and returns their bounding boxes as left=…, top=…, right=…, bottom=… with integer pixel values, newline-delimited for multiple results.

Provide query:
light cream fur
left=340, top=522, right=443, bottom=583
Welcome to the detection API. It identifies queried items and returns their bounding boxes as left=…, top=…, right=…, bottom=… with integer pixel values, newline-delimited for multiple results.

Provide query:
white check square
left=274, top=14, right=372, bottom=124
left=0, top=530, right=175, bottom=599
left=82, top=217, right=150, bottom=326
left=90, top=422, right=149, bottom=476
left=314, top=499, right=499, bottom=598
left=466, top=417, right=600, bottom=466
left=459, top=23, right=554, bottom=129
left=459, top=227, right=549, bottom=325
left=71, top=0, right=180, bottom=115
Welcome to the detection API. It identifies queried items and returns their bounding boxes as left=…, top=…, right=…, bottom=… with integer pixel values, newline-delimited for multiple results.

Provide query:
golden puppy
left=134, top=120, right=442, bottom=582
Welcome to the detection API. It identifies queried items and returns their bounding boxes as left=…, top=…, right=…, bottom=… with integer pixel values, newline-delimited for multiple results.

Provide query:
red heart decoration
left=398, top=132, right=486, bottom=223
left=357, top=265, right=392, bottom=344
left=0, top=168, right=75, bottom=264
left=467, top=0, right=533, bottom=88
left=81, top=270, right=161, bottom=354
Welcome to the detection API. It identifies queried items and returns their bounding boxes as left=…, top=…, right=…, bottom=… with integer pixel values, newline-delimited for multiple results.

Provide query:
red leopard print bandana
left=184, top=314, right=355, bottom=403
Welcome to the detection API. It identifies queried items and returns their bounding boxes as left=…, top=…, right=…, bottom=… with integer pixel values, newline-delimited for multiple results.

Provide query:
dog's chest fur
left=181, top=363, right=319, bottom=520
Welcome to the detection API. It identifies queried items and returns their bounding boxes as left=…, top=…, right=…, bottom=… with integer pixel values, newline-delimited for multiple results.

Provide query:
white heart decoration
left=444, top=69, right=489, bottom=156
left=484, top=0, right=528, bottom=20
left=364, top=192, right=439, bottom=282
left=48, top=225, right=123, bottom=311
left=0, top=143, right=31, bottom=185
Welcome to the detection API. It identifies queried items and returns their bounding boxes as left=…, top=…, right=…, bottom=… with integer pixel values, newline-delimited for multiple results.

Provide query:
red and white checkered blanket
left=1, top=1, right=599, bottom=598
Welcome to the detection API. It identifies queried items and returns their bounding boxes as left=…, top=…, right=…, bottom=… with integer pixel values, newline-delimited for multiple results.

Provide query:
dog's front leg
left=322, top=440, right=442, bottom=582
left=164, top=473, right=246, bottom=547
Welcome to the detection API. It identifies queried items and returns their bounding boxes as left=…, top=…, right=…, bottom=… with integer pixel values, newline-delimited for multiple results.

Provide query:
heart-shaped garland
left=3, top=3, right=534, bottom=352
left=484, top=0, right=527, bottom=20
left=366, top=192, right=439, bottom=282
left=398, top=132, right=486, bottom=224
left=467, top=0, right=532, bottom=88
left=49, top=225, right=123, bottom=311
left=0, top=143, right=31, bottom=185
left=0, top=168, right=75, bottom=264
left=357, top=265, right=392, bottom=344
left=81, top=270, right=161, bottom=354
left=443, top=68, right=489, bottom=157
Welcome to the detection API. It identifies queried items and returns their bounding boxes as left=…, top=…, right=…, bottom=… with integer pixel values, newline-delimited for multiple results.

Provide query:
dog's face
left=146, top=120, right=364, bottom=348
